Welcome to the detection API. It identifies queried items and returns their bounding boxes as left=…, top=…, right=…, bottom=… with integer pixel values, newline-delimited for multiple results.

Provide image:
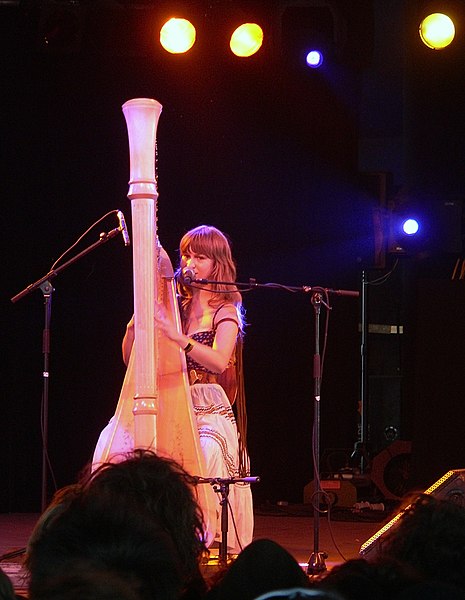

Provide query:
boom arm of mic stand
left=194, top=476, right=260, bottom=485
left=192, top=277, right=360, bottom=298
left=11, top=227, right=122, bottom=303
left=303, top=286, right=359, bottom=298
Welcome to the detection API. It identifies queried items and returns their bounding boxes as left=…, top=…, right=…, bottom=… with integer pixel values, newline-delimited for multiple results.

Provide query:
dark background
left=2, top=0, right=465, bottom=512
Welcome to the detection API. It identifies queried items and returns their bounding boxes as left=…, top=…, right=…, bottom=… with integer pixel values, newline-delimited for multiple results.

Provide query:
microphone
left=182, top=267, right=196, bottom=284
left=117, top=210, right=130, bottom=246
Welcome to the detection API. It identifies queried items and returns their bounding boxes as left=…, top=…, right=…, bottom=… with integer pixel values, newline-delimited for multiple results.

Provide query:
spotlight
left=419, top=12, right=455, bottom=49
left=160, top=17, right=196, bottom=54
left=281, top=5, right=336, bottom=70
left=305, top=49, right=324, bottom=68
left=389, top=213, right=423, bottom=254
left=401, top=218, right=420, bottom=236
left=388, top=193, right=463, bottom=256
left=229, top=22, right=264, bottom=57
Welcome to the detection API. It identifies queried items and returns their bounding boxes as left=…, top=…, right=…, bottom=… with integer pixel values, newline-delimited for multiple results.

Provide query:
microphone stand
left=196, top=476, right=260, bottom=564
left=306, top=290, right=328, bottom=575
left=189, top=276, right=358, bottom=574
left=11, top=225, right=125, bottom=512
left=350, top=270, right=370, bottom=474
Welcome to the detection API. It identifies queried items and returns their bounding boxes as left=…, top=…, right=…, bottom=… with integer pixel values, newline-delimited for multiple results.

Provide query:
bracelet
left=184, top=341, right=194, bottom=353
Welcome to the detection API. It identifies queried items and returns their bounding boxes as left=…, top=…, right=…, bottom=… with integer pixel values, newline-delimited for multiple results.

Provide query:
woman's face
left=181, top=250, right=215, bottom=281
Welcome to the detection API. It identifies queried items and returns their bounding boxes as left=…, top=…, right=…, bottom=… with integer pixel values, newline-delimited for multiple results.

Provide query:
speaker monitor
left=359, top=469, right=465, bottom=559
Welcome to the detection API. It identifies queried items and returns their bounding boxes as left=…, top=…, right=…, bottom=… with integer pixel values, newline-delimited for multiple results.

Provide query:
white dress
left=190, top=381, right=254, bottom=553
left=93, top=342, right=254, bottom=554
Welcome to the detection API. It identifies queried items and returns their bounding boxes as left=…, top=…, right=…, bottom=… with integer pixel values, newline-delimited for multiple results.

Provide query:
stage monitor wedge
left=360, top=469, right=465, bottom=560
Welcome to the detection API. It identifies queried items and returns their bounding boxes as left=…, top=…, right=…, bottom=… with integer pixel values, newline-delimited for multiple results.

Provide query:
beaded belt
left=189, top=369, right=218, bottom=386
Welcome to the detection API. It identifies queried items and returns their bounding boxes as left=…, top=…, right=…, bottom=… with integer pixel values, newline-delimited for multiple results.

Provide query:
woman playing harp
left=122, top=224, right=254, bottom=553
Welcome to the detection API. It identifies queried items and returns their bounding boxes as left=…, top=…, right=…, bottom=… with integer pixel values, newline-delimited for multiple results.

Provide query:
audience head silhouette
left=376, top=493, right=465, bottom=590
left=26, top=450, right=210, bottom=600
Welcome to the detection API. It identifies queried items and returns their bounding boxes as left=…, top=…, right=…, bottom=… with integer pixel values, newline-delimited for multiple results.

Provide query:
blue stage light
left=401, top=218, right=420, bottom=235
left=306, top=49, right=324, bottom=68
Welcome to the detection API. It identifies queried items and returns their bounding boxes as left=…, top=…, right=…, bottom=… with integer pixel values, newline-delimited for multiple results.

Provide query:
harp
left=93, top=98, right=216, bottom=545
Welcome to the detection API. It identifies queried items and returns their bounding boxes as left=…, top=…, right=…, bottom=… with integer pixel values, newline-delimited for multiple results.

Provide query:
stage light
left=401, top=218, right=420, bottom=235
left=305, top=49, right=324, bottom=68
left=229, top=22, right=264, bottom=57
left=387, top=193, right=463, bottom=256
left=388, top=212, right=423, bottom=254
left=419, top=12, right=455, bottom=49
left=160, top=17, right=196, bottom=54
left=280, top=4, right=343, bottom=72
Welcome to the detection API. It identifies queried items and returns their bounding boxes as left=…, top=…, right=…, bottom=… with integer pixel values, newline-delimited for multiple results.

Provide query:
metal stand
left=306, top=291, right=328, bottom=575
left=186, top=275, right=358, bottom=571
left=215, top=478, right=234, bottom=565
left=40, top=280, right=53, bottom=512
left=350, top=270, right=370, bottom=474
left=196, top=475, right=259, bottom=564
left=11, top=223, right=125, bottom=511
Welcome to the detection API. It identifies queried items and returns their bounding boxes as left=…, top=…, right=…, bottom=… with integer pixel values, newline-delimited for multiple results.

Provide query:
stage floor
left=0, top=508, right=384, bottom=594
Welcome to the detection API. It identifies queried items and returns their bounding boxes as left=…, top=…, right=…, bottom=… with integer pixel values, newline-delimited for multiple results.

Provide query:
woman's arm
left=155, top=304, right=238, bottom=373
left=122, top=315, right=135, bottom=366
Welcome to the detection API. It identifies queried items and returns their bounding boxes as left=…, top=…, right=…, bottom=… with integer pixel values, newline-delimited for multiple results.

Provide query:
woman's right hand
left=155, top=303, right=182, bottom=343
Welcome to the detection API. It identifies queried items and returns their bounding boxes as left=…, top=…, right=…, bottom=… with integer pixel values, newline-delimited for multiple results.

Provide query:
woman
left=121, top=225, right=254, bottom=554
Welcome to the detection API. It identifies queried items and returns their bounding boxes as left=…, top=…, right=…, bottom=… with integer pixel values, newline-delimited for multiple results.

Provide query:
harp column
left=122, top=98, right=163, bottom=450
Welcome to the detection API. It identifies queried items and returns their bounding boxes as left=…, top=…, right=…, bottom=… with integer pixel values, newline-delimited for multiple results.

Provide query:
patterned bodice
left=186, top=330, right=216, bottom=374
